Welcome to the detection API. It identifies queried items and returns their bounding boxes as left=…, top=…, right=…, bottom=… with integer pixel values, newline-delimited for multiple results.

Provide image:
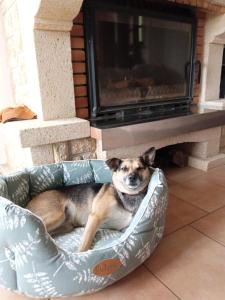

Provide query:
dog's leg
left=43, top=210, right=66, bottom=232
left=78, top=212, right=102, bottom=252
left=78, top=184, right=115, bottom=252
left=78, top=185, right=109, bottom=252
left=51, top=222, right=74, bottom=237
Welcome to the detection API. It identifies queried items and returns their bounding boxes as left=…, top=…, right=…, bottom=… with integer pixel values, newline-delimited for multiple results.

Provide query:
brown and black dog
left=26, top=147, right=156, bottom=252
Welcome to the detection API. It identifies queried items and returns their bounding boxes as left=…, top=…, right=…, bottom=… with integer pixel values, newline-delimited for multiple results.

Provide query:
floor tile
left=207, top=165, right=225, bottom=187
left=169, top=177, right=225, bottom=212
left=166, top=178, right=177, bottom=187
left=165, top=194, right=206, bottom=235
left=0, top=288, right=43, bottom=300
left=183, top=175, right=225, bottom=192
left=145, top=226, right=225, bottom=300
left=165, top=166, right=204, bottom=184
left=55, top=266, right=179, bottom=300
left=208, top=164, right=225, bottom=175
left=192, top=207, right=225, bottom=246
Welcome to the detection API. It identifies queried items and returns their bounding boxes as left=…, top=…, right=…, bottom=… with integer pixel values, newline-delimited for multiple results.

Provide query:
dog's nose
left=128, top=173, right=137, bottom=183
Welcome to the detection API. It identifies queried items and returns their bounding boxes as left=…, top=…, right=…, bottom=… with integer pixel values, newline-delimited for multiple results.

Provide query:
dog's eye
left=120, top=166, right=128, bottom=172
left=137, top=167, right=144, bottom=171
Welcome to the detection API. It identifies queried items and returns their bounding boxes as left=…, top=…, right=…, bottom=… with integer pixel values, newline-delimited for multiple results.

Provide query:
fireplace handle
left=195, top=60, right=201, bottom=84
left=185, top=62, right=191, bottom=83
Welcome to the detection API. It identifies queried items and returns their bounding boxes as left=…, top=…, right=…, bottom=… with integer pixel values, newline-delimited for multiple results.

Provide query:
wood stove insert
left=84, top=0, right=198, bottom=127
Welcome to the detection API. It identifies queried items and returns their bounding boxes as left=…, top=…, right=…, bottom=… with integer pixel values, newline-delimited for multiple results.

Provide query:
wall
left=0, top=2, right=16, bottom=167
left=0, top=11, right=14, bottom=110
left=0, top=0, right=28, bottom=107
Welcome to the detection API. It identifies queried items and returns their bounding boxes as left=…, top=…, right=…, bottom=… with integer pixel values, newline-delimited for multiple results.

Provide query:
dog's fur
left=26, top=147, right=156, bottom=252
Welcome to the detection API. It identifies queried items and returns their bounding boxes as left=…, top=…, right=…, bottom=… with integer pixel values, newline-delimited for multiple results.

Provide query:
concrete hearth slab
left=1, top=118, right=90, bottom=148
left=91, top=107, right=225, bottom=151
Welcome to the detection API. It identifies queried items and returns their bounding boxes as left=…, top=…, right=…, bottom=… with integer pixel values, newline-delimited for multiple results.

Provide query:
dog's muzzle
left=125, top=173, right=141, bottom=189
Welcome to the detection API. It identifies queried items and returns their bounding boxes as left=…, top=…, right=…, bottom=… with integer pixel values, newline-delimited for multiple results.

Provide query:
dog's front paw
left=78, top=244, right=89, bottom=252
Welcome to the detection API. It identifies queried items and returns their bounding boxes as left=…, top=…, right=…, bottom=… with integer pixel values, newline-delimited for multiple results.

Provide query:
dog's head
left=106, top=147, right=156, bottom=195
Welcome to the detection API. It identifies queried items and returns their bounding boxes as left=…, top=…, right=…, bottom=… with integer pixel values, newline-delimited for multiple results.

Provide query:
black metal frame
left=84, top=0, right=197, bottom=123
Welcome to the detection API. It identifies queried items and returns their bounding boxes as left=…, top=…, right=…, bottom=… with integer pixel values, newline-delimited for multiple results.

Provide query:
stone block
left=53, top=142, right=70, bottom=162
left=220, top=135, right=225, bottom=148
left=188, top=153, right=225, bottom=171
left=34, top=30, right=75, bottom=120
left=187, top=138, right=220, bottom=159
left=222, top=125, right=225, bottom=136
left=186, top=141, right=208, bottom=159
left=15, top=118, right=90, bottom=148
left=71, top=151, right=96, bottom=161
left=30, top=144, right=54, bottom=165
left=70, top=138, right=96, bottom=155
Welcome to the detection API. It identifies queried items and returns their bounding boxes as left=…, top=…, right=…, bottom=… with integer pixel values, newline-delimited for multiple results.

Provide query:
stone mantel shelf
left=1, top=117, right=90, bottom=148
left=91, top=107, right=225, bottom=151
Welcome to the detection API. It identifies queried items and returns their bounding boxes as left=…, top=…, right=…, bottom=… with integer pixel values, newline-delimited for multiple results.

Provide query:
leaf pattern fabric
left=0, top=160, right=168, bottom=298
left=54, top=228, right=122, bottom=253
left=4, top=172, right=30, bottom=207
left=29, top=164, right=63, bottom=197
left=0, top=177, right=8, bottom=198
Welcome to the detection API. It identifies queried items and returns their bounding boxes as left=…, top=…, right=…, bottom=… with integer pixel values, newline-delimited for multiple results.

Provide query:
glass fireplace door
left=84, top=1, right=196, bottom=121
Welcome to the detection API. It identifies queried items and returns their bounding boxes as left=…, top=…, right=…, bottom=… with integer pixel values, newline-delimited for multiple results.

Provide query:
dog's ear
left=141, top=147, right=156, bottom=166
left=106, top=158, right=122, bottom=171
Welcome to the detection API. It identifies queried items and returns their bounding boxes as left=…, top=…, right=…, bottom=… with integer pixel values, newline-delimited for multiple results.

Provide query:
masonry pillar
left=16, top=0, right=83, bottom=120
left=200, top=13, right=225, bottom=102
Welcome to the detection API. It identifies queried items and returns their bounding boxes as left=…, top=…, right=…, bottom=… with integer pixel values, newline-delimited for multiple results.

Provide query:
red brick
left=76, top=108, right=89, bottom=119
left=75, top=97, right=88, bottom=108
left=197, top=27, right=204, bottom=37
left=71, top=37, right=85, bottom=49
left=71, top=25, right=84, bottom=37
left=73, top=62, right=86, bottom=73
left=75, top=86, right=87, bottom=97
left=194, top=84, right=201, bottom=96
left=74, top=74, right=87, bottom=85
left=72, top=50, right=85, bottom=62
left=189, top=0, right=197, bottom=6
left=196, top=9, right=207, bottom=18
left=196, top=47, right=203, bottom=57
left=197, top=19, right=205, bottom=28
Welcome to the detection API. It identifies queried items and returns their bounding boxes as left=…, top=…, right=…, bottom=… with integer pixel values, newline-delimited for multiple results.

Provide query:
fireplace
left=84, top=0, right=198, bottom=127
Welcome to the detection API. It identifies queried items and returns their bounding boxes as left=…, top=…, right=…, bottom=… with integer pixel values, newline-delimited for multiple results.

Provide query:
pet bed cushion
left=0, top=160, right=168, bottom=298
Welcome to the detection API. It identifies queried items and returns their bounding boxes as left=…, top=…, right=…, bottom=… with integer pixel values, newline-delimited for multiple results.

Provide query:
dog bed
left=0, top=160, right=168, bottom=298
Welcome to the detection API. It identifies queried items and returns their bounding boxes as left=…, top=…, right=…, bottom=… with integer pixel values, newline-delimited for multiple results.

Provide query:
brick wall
left=193, top=10, right=206, bottom=104
left=71, top=1, right=224, bottom=119
left=169, top=0, right=225, bottom=13
left=71, top=11, right=89, bottom=119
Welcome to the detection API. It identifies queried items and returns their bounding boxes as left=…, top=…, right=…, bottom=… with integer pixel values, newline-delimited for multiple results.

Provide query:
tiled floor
left=1, top=164, right=225, bottom=300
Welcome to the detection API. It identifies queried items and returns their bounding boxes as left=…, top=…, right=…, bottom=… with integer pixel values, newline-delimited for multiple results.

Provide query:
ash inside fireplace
left=99, top=64, right=185, bottom=106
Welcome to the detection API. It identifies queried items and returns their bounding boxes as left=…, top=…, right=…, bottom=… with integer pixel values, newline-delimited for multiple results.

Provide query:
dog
left=26, top=147, right=156, bottom=252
